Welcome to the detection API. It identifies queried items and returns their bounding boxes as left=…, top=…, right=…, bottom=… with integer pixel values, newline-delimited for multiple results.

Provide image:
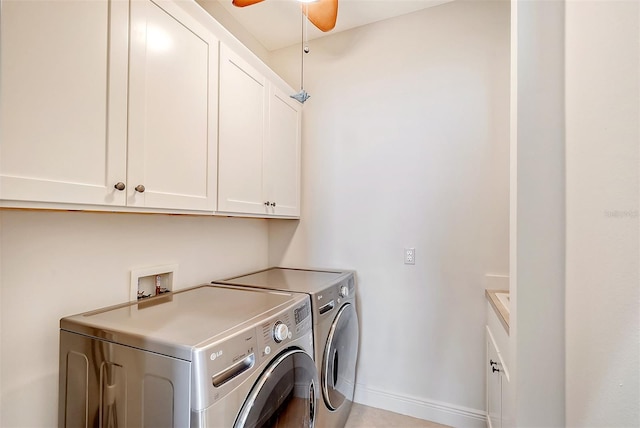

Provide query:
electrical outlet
left=404, top=248, right=415, bottom=265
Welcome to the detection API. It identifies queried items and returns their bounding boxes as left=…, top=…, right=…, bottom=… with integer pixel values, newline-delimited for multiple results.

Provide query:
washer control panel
left=273, top=322, right=289, bottom=342
left=257, top=298, right=312, bottom=360
left=194, top=296, right=312, bottom=411
left=193, top=327, right=259, bottom=410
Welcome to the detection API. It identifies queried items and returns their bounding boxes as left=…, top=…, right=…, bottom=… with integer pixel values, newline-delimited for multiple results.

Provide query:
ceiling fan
left=232, top=0, right=339, bottom=32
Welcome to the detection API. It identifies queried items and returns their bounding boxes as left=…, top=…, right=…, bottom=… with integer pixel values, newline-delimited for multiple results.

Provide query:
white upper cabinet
left=218, top=44, right=301, bottom=218
left=0, top=0, right=129, bottom=206
left=127, top=0, right=218, bottom=211
left=264, top=85, right=302, bottom=217
left=218, top=44, right=268, bottom=215
left=1, top=0, right=218, bottom=213
left=1, top=0, right=299, bottom=217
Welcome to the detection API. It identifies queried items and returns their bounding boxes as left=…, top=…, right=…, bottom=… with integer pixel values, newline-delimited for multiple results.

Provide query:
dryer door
left=322, top=302, right=359, bottom=410
left=234, top=348, right=318, bottom=428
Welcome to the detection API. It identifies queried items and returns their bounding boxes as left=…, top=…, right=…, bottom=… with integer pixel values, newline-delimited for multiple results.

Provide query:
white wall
left=0, top=210, right=269, bottom=427
left=268, top=1, right=510, bottom=426
left=565, top=0, right=640, bottom=426
left=510, top=1, right=640, bottom=426
left=509, top=0, right=566, bottom=426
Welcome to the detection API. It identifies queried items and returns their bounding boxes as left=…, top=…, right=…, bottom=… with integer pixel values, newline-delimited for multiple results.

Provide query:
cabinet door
left=0, top=0, right=128, bottom=206
left=265, top=85, right=302, bottom=217
left=127, top=0, right=218, bottom=211
left=218, top=44, right=268, bottom=215
left=486, top=328, right=502, bottom=428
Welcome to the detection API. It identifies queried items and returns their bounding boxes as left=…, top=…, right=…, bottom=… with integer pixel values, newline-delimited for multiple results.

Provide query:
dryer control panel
left=316, top=274, right=356, bottom=319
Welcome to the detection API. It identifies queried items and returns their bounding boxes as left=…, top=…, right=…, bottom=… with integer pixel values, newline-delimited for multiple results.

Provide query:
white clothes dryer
left=58, top=284, right=318, bottom=427
left=213, top=267, right=359, bottom=428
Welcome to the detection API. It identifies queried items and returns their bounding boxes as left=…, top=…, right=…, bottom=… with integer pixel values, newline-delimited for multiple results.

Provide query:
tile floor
left=344, top=403, right=452, bottom=428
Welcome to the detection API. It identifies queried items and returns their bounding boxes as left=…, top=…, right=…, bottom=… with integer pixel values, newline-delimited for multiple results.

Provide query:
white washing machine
left=213, top=267, right=359, bottom=428
left=58, top=284, right=318, bottom=427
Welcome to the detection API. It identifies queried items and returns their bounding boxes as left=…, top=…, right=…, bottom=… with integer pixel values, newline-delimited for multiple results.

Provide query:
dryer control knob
left=339, top=285, right=349, bottom=298
left=273, top=322, right=289, bottom=343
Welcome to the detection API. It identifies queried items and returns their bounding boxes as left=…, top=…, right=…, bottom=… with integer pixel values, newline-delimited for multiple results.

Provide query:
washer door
left=322, top=302, right=359, bottom=410
left=234, top=349, right=318, bottom=428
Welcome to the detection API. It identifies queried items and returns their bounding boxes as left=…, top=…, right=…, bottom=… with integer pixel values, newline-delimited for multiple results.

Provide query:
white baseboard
left=353, top=383, right=487, bottom=428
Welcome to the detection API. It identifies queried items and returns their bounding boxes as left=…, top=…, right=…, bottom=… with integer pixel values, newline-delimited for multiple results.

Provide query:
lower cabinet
left=486, top=328, right=506, bottom=428
left=486, top=302, right=511, bottom=428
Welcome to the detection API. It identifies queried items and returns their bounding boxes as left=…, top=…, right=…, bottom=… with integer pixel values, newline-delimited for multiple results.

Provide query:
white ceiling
left=212, top=0, right=453, bottom=51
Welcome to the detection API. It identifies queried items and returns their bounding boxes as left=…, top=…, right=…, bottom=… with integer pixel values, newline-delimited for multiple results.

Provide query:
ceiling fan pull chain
left=301, top=8, right=305, bottom=89
left=290, top=3, right=311, bottom=103
left=304, top=5, right=310, bottom=54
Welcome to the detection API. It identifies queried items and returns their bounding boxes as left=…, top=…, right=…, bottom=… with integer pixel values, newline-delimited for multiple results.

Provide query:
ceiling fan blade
left=232, top=0, right=265, bottom=7
left=303, top=0, right=338, bottom=32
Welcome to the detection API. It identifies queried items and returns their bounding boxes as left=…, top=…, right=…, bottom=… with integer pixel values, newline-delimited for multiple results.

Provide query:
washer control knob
left=273, top=322, right=289, bottom=343
left=339, top=285, right=349, bottom=298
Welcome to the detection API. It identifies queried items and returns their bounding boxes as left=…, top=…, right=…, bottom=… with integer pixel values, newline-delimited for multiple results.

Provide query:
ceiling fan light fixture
left=302, top=0, right=338, bottom=32
left=233, top=0, right=337, bottom=33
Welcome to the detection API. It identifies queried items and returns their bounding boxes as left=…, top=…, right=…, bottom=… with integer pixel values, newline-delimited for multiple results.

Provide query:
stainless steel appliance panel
left=219, top=268, right=351, bottom=296
left=58, top=330, right=191, bottom=428
left=60, top=285, right=296, bottom=360
left=213, top=268, right=360, bottom=428
left=234, top=348, right=318, bottom=427
left=60, top=284, right=317, bottom=428
left=194, top=312, right=316, bottom=427
left=322, top=302, right=359, bottom=411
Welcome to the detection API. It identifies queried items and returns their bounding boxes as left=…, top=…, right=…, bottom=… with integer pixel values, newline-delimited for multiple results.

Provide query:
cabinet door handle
left=270, top=202, right=276, bottom=207
left=492, top=366, right=501, bottom=373
left=264, top=201, right=270, bottom=206
left=490, top=360, right=498, bottom=366
left=135, top=185, right=145, bottom=193
left=114, top=182, right=126, bottom=191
